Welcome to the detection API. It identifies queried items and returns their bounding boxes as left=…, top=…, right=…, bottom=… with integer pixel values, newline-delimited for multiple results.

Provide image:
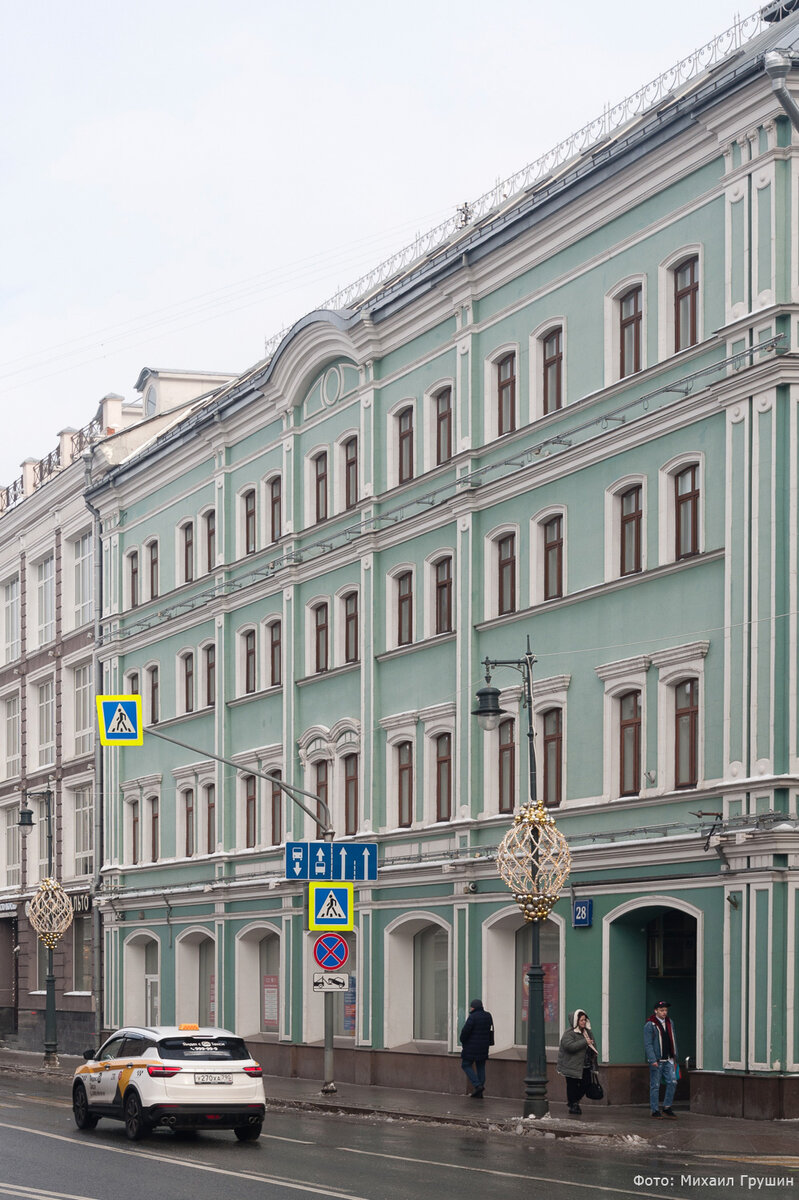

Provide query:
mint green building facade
left=88, top=9, right=799, bottom=1117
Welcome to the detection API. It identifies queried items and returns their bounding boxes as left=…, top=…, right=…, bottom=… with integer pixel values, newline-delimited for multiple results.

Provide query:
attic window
left=145, top=386, right=157, bottom=417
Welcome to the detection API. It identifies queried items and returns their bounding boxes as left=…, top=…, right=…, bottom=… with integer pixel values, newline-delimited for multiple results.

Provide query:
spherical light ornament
left=26, top=878, right=73, bottom=950
left=497, top=801, right=571, bottom=922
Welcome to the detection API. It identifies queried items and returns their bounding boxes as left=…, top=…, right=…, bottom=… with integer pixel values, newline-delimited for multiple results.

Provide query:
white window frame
left=72, top=531, right=93, bottom=628
left=483, top=343, right=520, bottom=443
left=333, top=429, right=359, bottom=514
left=334, top=585, right=360, bottom=666
left=36, top=555, right=55, bottom=645
left=604, top=274, right=647, bottom=386
left=530, top=318, right=567, bottom=422
left=72, top=661, right=94, bottom=757
left=177, top=649, right=196, bottom=716
left=650, top=641, right=709, bottom=792
left=657, top=244, right=703, bottom=360
left=423, top=378, right=456, bottom=471
left=479, top=686, right=522, bottom=817
left=36, top=675, right=55, bottom=767
left=200, top=506, right=218, bottom=574
left=380, top=712, right=419, bottom=833
left=69, top=783, right=94, bottom=879
left=262, top=616, right=282, bottom=688
left=424, top=550, right=455, bottom=640
left=385, top=399, right=417, bottom=490
left=3, top=575, right=20, bottom=664
left=658, top=453, right=704, bottom=565
left=595, top=655, right=651, bottom=801
left=237, top=626, right=259, bottom=696
left=530, top=506, right=567, bottom=607
left=2, top=805, right=20, bottom=888
left=177, top=520, right=195, bottom=584
left=125, top=548, right=140, bottom=610
left=261, top=471, right=283, bottom=545
left=237, top=485, right=258, bottom=558
left=385, top=564, right=416, bottom=650
left=304, top=447, right=330, bottom=528
left=532, top=674, right=571, bottom=809
left=3, top=690, right=20, bottom=779
left=604, top=475, right=648, bottom=582
left=485, top=524, right=520, bottom=620
left=420, top=703, right=457, bottom=826
left=143, top=537, right=159, bottom=603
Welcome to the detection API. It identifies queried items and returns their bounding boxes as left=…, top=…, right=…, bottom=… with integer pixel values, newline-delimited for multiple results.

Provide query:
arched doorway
left=603, top=898, right=700, bottom=1068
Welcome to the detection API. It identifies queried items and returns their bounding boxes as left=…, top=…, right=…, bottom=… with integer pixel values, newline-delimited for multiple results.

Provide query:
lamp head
left=18, top=799, right=34, bottom=837
left=472, top=684, right=506, bottom=732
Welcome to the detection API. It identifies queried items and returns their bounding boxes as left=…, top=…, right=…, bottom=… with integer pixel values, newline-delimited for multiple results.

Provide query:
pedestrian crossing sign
left=308, top=882, right=354, bottom=931
left=96, top=695, right=143, bottom=746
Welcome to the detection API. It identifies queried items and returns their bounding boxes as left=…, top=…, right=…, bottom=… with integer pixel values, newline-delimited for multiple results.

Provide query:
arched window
left=498, top=718, right=515, bottom=814
left=413, top=925, right=449, bottom=1041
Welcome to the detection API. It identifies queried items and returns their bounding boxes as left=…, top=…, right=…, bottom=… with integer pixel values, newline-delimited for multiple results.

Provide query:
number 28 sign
left=572, top=898, right=593, bottom=927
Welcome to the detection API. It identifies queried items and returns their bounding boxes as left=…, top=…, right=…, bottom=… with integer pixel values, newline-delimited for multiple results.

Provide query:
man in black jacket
left=460, top=998, right=495, bottom=1098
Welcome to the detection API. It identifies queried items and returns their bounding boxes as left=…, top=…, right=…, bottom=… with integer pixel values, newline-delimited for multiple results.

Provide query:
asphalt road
left=0, top=1074, right=795, bottom=1200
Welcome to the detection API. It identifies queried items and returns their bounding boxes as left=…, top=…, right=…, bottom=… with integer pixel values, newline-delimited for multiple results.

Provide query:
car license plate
left=195, top=1072, right=232, bottom=1084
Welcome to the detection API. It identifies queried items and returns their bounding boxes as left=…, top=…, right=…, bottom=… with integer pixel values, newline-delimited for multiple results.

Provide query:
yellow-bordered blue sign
left=308, top=882, right=354, bottom=931
left=96, top=695, right=143, bottom=746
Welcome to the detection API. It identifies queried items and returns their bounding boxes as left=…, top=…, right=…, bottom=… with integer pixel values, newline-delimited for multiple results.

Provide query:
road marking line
left=0, top=1122, right=369, bottom=1200
left=338, top=1148, right=692, bottom=1199
left=0, top=1186, right=99, bottom=1200
left=262, top=1135, right=316, bottom=1145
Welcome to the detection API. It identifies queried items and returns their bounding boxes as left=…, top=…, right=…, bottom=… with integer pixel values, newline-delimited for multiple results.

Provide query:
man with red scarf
left=644, top=1000, right=679, bottom=1118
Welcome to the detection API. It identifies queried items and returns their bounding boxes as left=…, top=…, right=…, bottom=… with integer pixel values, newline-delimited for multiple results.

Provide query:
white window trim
left=658, top=452, right=705, bottom=564
left=304, top=446, right=329, bottom=529
left=237, top=625, right=258, bottom=696
left=423, top=549, right=455, bottom=640
left=32, top=672, right=56, bottom=768
left=120, top=775, right=162, bottom=866
left=176, top=648, right=196, bottom=716
left=1, top=688, right=21, bottom=781
left=297, top=730, right=335, bottom=841
left=604, top=274, right=647, bottom=387
left=334, top=585, right=360, bottom=666
left=657, top=244, right=703, bottom=360
left=604, top=475, right=648, bottom=582
left=421, top=702, right=457, bottom=826
left=69, top=530, right=93, bottom=631
left=144, top=662, right=160, bottom=726
left=68, top=659, right=94, bottom=759
left=124, top=548, right=140, bottom=611
left=423, top=377, right=456, bottom=472
left=236, top=485, right=258, bottom=560
left=260, top=471, right=283, bottom=545
left=479, top=685, right=522, bottom=817
left=485, top=523, right=520, bottom=619
left=176, top=521, right=195, bottom=585
left=304, top=595, right=332, bottom=675
left=380, top=711, right=419, bottom=833
left=483, top=342, right=520, bottom=443
left=35, top=554, right=55, bottom=646
left=261, top=615, right=282, bottom=688
left=2, top=574, right=20, bottom=665
left=530, top=506, right=566, bottom=607
left=62, top=775, right=94, bottom=881
left=386, top=563, right=416, bottom=650
left=198, top=638, right=216, bottom=708
left=199, top=506, right=218, bottom=574
left=333, top=428, right=359, bottom=515
left=650, top=641, right=709, bottom=792
left=386, top=399, right=417, bottom=491
left=595, top=655, right=651, bottom=801
left=332, top=720, right=362, bottom=838
left=532, top=674, right=571, bottom=808
left=143, top=538, right=159, bottom=603
left=530, top=318, right=567, bottom=422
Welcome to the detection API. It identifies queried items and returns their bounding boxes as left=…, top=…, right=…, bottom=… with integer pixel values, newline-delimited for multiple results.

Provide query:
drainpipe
left=765, top=52, right=799, bottom=132
left=82, top=451, right=104, bottom=1047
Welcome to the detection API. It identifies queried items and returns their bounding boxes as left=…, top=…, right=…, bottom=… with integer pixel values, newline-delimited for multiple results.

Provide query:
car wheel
left=72, top=1082, right=98, bottom=1131
left=123, top=1090, right=148, bottom=1141
left=234, top=1123, right=262, bottom=1142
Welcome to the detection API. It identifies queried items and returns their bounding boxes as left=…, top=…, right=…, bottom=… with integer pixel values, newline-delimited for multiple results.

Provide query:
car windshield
left=156, top=1036, right=250, bottom=1062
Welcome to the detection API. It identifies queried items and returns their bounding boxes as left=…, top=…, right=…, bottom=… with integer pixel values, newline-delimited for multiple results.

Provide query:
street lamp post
left=18, top=786, right=72, bottom=1069
left=472, top=639, right=571, bottom=1118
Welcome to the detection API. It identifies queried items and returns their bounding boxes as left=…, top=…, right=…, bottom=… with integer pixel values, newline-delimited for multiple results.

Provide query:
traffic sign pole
left=321, top=823, right=337, bottom=1095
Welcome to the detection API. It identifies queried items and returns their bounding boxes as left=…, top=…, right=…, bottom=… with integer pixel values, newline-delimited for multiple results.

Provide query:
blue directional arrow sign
left=285, top=841, right=377, bottom=881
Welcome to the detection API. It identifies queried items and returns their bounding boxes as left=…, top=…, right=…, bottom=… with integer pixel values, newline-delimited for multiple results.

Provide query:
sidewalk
left=0, top=1047, right=796, bottom=1158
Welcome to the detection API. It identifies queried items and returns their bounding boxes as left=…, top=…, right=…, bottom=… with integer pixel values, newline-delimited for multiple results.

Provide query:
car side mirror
left=83, top=1048, right=96, bottom=1060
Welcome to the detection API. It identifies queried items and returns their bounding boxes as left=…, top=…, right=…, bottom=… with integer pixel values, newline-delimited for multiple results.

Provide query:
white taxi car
left=72, top=1024, right=266, bottom=1141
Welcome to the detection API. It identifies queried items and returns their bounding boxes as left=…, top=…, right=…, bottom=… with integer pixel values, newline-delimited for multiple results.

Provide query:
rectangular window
left=315, top=604, right=329, bottom=673
left=397, top=572, right=413, bottom=646
left=497, top=353, right=516, bottom=435
left=344, top=753, right=358, bottom=836
left=5, top=695, right=20, bottom=778
left=73, top=915, right=91, bottom=991
left=5, top=808, right=20, bottom=887
left=74, top=787, right=93, bottom=876
left=498, top=718, right=515, bottom=814
left=183, top=523, right=194, bottom=583
left=204, top=644, right=215, bottom=707
left=674, top=257, right=698, bottom=352
left=344, top=593, right=359, bottom=663
left=315, top=761, right=328, bottom=839
left=149, top=666, right=160, bottom=725
left=542, top=329, right=562, bottom=414
left=619, top=691, right=641, bottom=797
left=185, top=790, right=195, bottom=857
left=543, top=709, right=562, bottom=807
left=244, top=490, right=256, bottom=555
left=435, top=388, right=452, bottom=465
left=150, top=798, right=159, bottom=861
left=398, top=408, right=414, bottom=484
left=398, top=741, right=413, bottom=827
left=74, top=533, right=93, bottom=626
left=270, top=772, right=282, bottom=846
left=344, top=438, right=358, bottom=510
left=131, top=800, right=139, bottom=864
left=4, top=577, right=20, bottom=661
left=435, top=732, right=452, bottom=822
left=129, top=551, right=139, bottom=610
left=183, top=652, right=194, bottom=713
left=675, top=465, right=699, bottom=559
left=269, top=621, right=282, bottom=686
left=435, top=558, right=452, bottom=634
left=205, top=510, right=216, bottom=572
left=675, top=679, right=698, bottom=788
left=245, top=775, right=256, bottom=848
left=38, top=556, right=55, bottom=642
left=148, top=541, right=159, bottom=600
left=244, top=630, right=256, bottom=694
left=270, top=478, right=282, bottom=543
left=498, top=533, right=516, bottom=615
left=620, top=486, right=642, bottom=576
left=205, top=784, right=216, bottom=854
left=315, top=453, right=328, bottom=523
left=74, top=663, right=93, bottom=755
left=619, top=287, right=642, bottom=378
left=38, top=679, right=55, bottom=766
left=543, top=516, right=563, bottom=600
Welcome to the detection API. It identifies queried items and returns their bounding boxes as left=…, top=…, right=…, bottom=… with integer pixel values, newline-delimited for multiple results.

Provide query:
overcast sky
left=0, top=0, right=759, bottom=484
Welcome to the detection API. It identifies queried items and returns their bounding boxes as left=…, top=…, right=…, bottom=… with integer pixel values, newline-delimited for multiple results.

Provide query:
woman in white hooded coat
left=556, top=1008, right=599, bottom=1114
